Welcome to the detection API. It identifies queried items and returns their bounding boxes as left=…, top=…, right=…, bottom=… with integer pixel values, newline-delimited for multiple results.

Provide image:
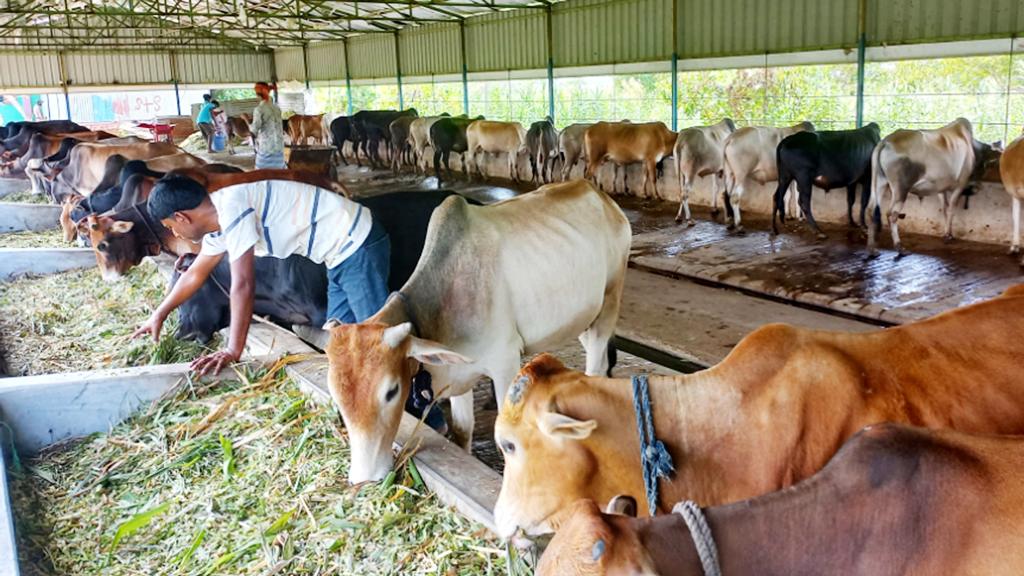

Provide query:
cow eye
left=500, top=439, right=516, bottom=456
left=385, top=383, right=400, bottom=403
left=97, top=241, right=109, bottom=251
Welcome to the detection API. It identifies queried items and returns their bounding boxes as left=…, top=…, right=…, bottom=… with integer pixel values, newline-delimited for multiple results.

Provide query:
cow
left=323, top=180, right=631, bottom=484
left=524, top=117, right=559, bottom=185
left=387, top=115, right=417, bottom=172
left=47, top=140, right=180, bottom=203
left=409, top=114, right=451, bottom=174
left=172, top=190, right=470, bottom=342
left=430, top=115, right=481, bottom=183
left=465, top=120, right=528, bottom=183
left=0, top=120, right=87, bottom=155
left=558, top=123, right=593, bottom=182
left=673, top=119, right=736, bottom=225
left=329, top=115, right=355, bottom=166
left=584, top=121, right=677, bottom=197
left=20, top=131, right=114, bottom=194
left=351, top=108, right=419, bottom=168
left=772, top=123, right=882, bottom=239
left=287, top=114, right=327, bottom=148
left=537, top=424, right=1024, bottom=576
left=1000, top=133, right=1024, bottom=267
left=225, top=114, right=254, bottom=152
left=721, top=122, right=815, bottom=233
left=492, top=284, right=1024, bottom=538
left=867, top=118, right=1003, bottom=256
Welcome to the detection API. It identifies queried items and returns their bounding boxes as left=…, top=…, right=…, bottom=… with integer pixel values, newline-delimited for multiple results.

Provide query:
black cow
left=173, top=189, right=469, bottom=342
left=0, top=120, right=87, bottom=154
left=389, top=115, right=417, bottom=172
left=525, top=117, right=559, bottom=185
left=430, top=115, right=482, bottom=183
left=772, top=122, right=882, bottom=238
left=329, top=116, right=354, bottom=166
left=350, top=108, right=418, bottom=168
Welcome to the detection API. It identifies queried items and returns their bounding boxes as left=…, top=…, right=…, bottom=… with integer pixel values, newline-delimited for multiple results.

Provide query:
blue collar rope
left=631, top=374, right=675, bottom=516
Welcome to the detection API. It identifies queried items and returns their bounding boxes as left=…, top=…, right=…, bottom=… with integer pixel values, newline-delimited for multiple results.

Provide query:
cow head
left=971, top=138, right=1003, bottom=185
left=59, top=195, right=84, bottom=243
left=493, top=354, right=609, bottom=539
left=84, top=214, right=160, bottom=282
left=536, top=498, right=660, bottom=576
left=324, top=320, right=471, bottom=484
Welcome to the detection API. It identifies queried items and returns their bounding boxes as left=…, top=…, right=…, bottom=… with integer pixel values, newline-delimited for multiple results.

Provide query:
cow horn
left=382, top=322, right=413, bottom=349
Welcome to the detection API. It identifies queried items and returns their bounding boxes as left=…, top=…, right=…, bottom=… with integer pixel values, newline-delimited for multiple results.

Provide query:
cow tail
left=869, top=141, right=884, bottom=229
left=722, top=141, right=735, bottom=199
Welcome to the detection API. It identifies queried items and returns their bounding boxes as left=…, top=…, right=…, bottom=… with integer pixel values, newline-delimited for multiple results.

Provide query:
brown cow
left=537, top=424, right=1024, bottom=576
left=287, top=114, right=327, bottom=148
left=867, top=118, right=1002, bottom=256
left=465, top=120, right=527, bottom=183
left=997, top=133, right=1024, bottom=267
left=226, top=114, right=254, bottom=153
left=22, top=131, right=115, bottom=195
left=584, top=121, right=676, bottom=197
left=492, top=284, right=1024, bottom=538
left=48, top=140, right=179, bottom=203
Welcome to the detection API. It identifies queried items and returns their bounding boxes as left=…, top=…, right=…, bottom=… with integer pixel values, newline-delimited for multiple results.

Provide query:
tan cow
left=324, top=180, right=631, bottom=484
left=1000, top=133, right=1024, bottom=267
left=537, top=424, right=1024, bottom=576
left=49, top=140, right=179, bottom=203
left=584, top=121, right=676, bottom=198
left=22, top=131, right=115, bottom=195
left=287, top=114, right=327, bottom=147
left=867, top=118, right=1002, bottom=256
left=465, top=120, right=528, bottom=183
left=721, top=121, right=814, bottom=232
left=673, top=118, right=736, bottom=225
left=492, top=284, right=1024, bottom=538
left=558, top=123, right=593, bottom=182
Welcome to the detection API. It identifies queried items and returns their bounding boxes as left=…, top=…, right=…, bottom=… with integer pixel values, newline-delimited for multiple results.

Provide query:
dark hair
left=203, top=94, right=212, bottom=102
left=211, top=99, right=221, bottom=107
left=148, top=175, right=207, bottom=221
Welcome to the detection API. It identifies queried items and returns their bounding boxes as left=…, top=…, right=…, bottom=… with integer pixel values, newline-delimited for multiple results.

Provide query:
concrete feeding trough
left=0, top=204, right=62, bottom=233
left=0, top=248, right=96, bottom=282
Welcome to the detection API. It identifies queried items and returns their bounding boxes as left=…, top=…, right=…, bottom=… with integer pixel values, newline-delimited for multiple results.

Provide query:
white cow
left=409, top=115, right=450, bottom=174
left=868, top=118, right=1002, bottom=255
left=466, top=120, right=528, bottom=182
left=722, top=121, right=814, bottom=232
left=674, top=118, right=736, bottom=225
left=558, top=123, right=593, bottom=181
left=323, top=180, right=632, bottom=483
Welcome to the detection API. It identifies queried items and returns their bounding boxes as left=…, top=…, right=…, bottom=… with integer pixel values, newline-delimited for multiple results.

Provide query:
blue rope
left=632, top=374, right=675, bottom=516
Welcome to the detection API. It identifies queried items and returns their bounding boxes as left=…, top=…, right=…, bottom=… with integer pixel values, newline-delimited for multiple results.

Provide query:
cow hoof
left=735, top=225, right=746, bottom=235
left=895, top=246, right=907, bottom=259
left=816, top=232, right=828, bottom=241
left=686, top=219, right=696, bottom=227
left=1010, top=246, right=1021, bottom=256
left=726, top=222, right=735, bottom=231
left=866, top=249, right=879, bottom=260
left=942, top=234, right=955, bottom=244
left=674, top=215, right=684, bottom=224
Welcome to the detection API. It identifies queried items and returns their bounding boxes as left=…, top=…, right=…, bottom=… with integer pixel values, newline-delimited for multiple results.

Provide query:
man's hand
left=132, top=313, right=166, bottom=342
left=190, top=348, right=242, bottom=377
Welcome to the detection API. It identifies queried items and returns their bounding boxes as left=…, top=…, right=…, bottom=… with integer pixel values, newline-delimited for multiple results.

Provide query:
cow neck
left=372, top=290, right=435, bottom=338
left=564, top=370, right=741, bottom=514
left=128, top=202, right=175, bottom=257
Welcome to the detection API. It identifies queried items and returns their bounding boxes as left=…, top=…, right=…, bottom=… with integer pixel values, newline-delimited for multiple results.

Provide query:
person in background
left=196, top=94, right=216, bottom=152
left=249, top=82, right=286, bottom=169
left=210, top=99, right=227, bottom=151
left=32, top=99, right=46, bottom=121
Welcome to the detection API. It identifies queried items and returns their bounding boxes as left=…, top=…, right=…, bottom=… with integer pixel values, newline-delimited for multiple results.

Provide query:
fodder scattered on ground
left=0, top=229, right=65, bottom=249
left=0, top=261, right=212, bottom=376
left=10, top=367, right=512, bottom=575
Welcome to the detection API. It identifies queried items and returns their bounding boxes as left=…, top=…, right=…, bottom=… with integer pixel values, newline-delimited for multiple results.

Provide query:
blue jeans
left=326, top=218, right=390, bottom=323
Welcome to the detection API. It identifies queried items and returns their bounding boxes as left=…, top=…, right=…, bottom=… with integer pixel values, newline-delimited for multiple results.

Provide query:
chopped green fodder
left=0, top=261, right=215, bottom=376
left=0, top=229, right=65, bottom=249
left=1, top=189, right=49, bottom=204
left=10, top=368, right=513, bottom=575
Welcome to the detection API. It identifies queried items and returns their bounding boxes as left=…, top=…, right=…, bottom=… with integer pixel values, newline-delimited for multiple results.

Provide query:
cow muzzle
left=346, top=433, right=395, bottom=485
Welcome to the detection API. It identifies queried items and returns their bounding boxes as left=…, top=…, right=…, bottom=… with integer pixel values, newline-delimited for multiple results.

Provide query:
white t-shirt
left=200, top=180, right=372, bottom=269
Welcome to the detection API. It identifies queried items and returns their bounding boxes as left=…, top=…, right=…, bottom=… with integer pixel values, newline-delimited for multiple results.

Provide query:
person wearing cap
left=250, top=82, right=286, bottom=169
left=133, top=175, right=389, bottom=376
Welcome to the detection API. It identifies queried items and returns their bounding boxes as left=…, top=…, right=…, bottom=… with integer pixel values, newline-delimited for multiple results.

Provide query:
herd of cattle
left=5, top=117, right=1024, bottom=573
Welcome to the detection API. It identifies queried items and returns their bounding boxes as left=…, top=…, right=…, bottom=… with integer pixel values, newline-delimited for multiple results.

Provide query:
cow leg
left=942, top=190, right=958, bottom=243
left=449, top=390, right=477, bottom=451
left=1011, top=196, right=1021, bottom=255
left=709, top=173, right=722, bottom=220
left=561, top=153, right=573, bottom=182
left=772, top=172, right=793, bottom=235
left=888, top=188, right=908, bottom=256
left=675, top=172, right=695, bottom=225
left=846, top=184, right=858, bottom=227
left=580, top=271, right=625, bottom=378
left=798, top=177, right=826, bottom=240
left=510, top=152, right=519, bottom=184
left=728, top=183, right=744, bottom=233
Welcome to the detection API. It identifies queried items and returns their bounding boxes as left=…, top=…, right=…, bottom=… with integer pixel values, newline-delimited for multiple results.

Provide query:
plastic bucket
left=212, top=133, right=227, bottom=152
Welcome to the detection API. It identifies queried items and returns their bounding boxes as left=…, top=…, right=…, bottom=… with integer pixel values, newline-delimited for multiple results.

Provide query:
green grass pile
left=10, top=365, right=512, bottom=575
left=0, top=229, right=65, bottom=249
left=0, top=261, right=213, bottom=376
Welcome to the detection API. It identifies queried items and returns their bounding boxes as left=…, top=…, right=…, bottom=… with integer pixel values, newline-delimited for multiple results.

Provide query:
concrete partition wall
left=0, top=204, right=62, bottom=233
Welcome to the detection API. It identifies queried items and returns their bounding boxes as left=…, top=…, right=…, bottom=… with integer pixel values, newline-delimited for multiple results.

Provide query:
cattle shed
left=4, top=0, right=1024, bottom=575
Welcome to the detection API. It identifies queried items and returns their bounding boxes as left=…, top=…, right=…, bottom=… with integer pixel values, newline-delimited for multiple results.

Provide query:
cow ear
left=406, top=336, right=472, bottom=366
left=538, top=412, right=597, bottom=440
left=606, top=495, right=638, bottom=517
left=109, top=220, right=134, bottom=234
left=322, top=318, right=343, bottom=331
left=382, top=322, right=412, bottom=350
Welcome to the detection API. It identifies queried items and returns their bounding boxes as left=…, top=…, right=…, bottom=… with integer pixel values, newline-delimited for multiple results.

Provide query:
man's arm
left=132, top=252, right=224, bottom=341
left=190, top=247, right=256, bottom=376
left=250, top=104, right=264, bottom=134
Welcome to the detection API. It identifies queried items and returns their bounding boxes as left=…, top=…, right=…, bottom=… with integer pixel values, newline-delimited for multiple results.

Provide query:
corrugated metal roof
left=399, top=22, right=462, bottom=77
left=348, top=34, right=397, bottom=79
left=553, top=0, right=672, bottom=66
left=0, top=52, right=62, bottom=89
left=867, top=0, right=1024, bottom=46
left=65, top=51, right=173, bottom=86
left=465, top=10, right=547, bottom=72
